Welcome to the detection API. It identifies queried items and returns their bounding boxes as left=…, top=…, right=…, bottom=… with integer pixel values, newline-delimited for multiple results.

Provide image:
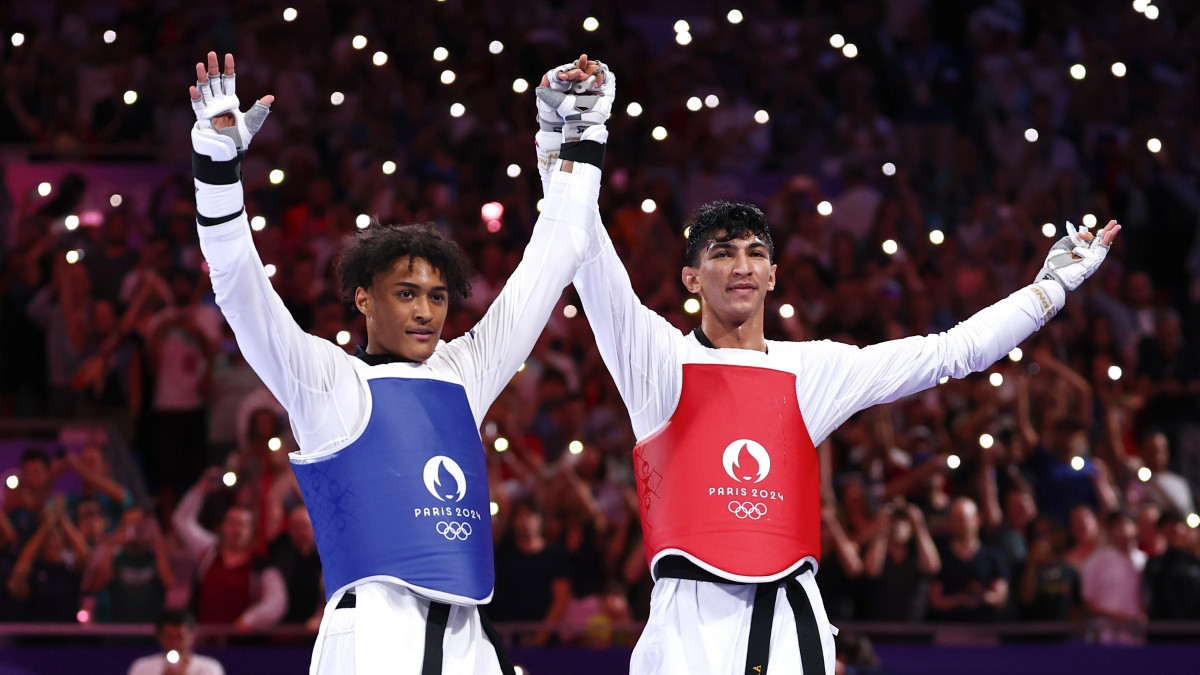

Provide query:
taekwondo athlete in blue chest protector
left=188, top=51, right=614, bottom=674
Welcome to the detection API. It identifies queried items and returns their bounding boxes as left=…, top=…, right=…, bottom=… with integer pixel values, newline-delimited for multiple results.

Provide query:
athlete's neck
left=697, top=313, right=767, bottom=352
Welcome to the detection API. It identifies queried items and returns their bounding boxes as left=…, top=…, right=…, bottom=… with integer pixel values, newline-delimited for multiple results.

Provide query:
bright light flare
left=352, top=35, right=367, bottom=50
left=336, top=330, right=351, bottom=345
left=267, top=437, right=282, bottom=451
left=842, top=44, right=858, bottom=58
left=583, top=17, right=599, bottom=32
left=627, top=102, right=643, bottom=117
left=264, top=264, right=277, bottom=278
left=568, top=440, right=584, bottom=455
left=440, top=69, right=456, bottom=85
left=11, top=33, right=25, bottom=47
left=512, top=78, right=529, bottom=93
left=494, top=437, right=509, bottom=452
left=37, top=182, right=52, bottom=197
left=1188, top=513, right=1200, bottom=529
left=1042, top=223, right=1057, bottom=237
left=1138, top=467, right=1152, bottom=482
left=979, top=434, right=995, bottom=449
left=1070, top=64, right=1086, bottom=80
left=489, top=41, right=504, bottom=54
left=269, top=169, right=285, bottom=184
left=830, top=34, right=845, bottom=49
left=490, top=502, right=500, bottom=516
left=6, top=475, right=18, bottom=489
left=433, top=47, right=448, bottom=62
left=882, top=162, right=897, bottom=176
left=1145, top=5, right=1160, bottom=20
left=674, top=20, right=691, bottom=34
left=166, top=650, right=180, bottom=665
left=65, top=250, right=81, bottom=264
left=1070, top=456, right=1086, bottom=471
left=382, top=160, right=397, bottom=175
left=989, top=372, right=1004, bottom=387
left=652, top=126, right=668, bottom=141
left=481, top=202, right=504, bottom=220
left=929, top=229, right=945, bottom=245
left=687, top=97, right=702, bottom=112
left=103, top=30, right=116, bottom=44
left=1112, top=62, right=1127, bottom=77
left=947, top=454, right=962, bottom=469
left=1147, top=138, right=1162, bottom=153
left=1009, top=347, right=1023, bottom=362
left=563, top=304, right=578, bottom=319
left=1082, top=213, right=1097, bottom=228
left=283, top=7, right=297, bottom=21
left=65, top=215, right=80, bottom=231
left=704, top=95, right=719, bottom=108
left=641, top=199, right=657, bottom=214
left=123, top=90, right=138, bottom=105
left=250, top=216, right=266, bottom=231
left=1108, top=365, right=1123, bottom=380
left=882, top=239, right=898, bottom=255
left=356, top=214, right=371, bottom=229
left=331, top=91, right=345, bottom=105
left=1025, top=128, right=1039, bottom=142
left=676, top=31, right=693, bottom=46
left=727, top=9, right=744, bottom=24
left=755, top=110, right=770, bottom=124
left=450, top=103, right=465, bottom=117
left=684, top=298, right=700, bottom=314
left=223, top=471, right=238, bottom=487
left=779, top=303, right=795, bottom=319
left=373, top=51, right=388, bottom=66
left=506, top=164, right=521, bottom=178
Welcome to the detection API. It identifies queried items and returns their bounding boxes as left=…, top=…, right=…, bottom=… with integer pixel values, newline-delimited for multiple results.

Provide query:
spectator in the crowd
left=1135, top=503, right=1167, bottom=559
left=1022, top=420, right=1119, bottom=526
left=1144, top=511, right=1200, bottom=620
left=989, top=486, right=1038, bottom=582
left=4, top=448, right=58, bottom=545
left=491, top=497, right=572, bottom=645
left=1130, top=431, right=1195, bottom=515
left=84, top=506, right=175, bottom=623
left=1064, top=505, right=1102, bottom=573
left=267, top=504, right=323, bottom=630
left=6, top=498, right=89, bottom=622
left=863, top=501, right=941, bottom=621
left=929, top=497, right=1009, bottom=622
left=1017, top=519, right=1080, bottom=621
left=1081, top=511, right=1147, bottom=644
left=817, top=502, right=866, bottom=622
left=127, top=609, right=225, bottom=675
left=63, top=443, right=132, bottom=531
left=172, top=468, right=286, bottom=631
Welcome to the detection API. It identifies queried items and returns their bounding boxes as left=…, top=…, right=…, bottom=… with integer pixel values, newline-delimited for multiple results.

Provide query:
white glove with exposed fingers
left=535, top=59, right=614, bottom=184
left=190, top=68, right=271, bottom=161
left=1036, top=221, right=1112, bottom=291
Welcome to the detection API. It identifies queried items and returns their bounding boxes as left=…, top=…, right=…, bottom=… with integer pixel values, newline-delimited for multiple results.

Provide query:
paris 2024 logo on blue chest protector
left=416, top=456, right=482, bottom=540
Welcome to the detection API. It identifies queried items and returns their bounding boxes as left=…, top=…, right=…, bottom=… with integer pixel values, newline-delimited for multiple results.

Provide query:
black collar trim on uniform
left=691, top=326, right=768, bottom=354
left=353, top=345, right=416, bottom=365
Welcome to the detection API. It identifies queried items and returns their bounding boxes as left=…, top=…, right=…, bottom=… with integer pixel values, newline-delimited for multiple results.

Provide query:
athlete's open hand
left=189, top=51, right=273, bottom=160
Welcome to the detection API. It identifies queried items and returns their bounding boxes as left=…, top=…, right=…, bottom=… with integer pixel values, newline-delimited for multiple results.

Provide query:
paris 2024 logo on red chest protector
left=712, top=439, right=785, bottom=520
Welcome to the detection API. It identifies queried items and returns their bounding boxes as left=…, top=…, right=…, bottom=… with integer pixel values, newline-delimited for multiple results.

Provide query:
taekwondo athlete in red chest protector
left=573, top=184, right=1119, bottom=673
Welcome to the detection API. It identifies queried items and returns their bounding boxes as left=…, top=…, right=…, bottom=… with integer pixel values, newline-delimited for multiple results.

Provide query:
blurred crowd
left=3, top=0, right=1200, bottom=655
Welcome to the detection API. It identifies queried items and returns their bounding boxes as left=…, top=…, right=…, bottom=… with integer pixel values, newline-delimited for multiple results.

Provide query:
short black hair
left=1105, top=509, right=1134, bottom=529
left=337, top=220, right=472, bottom=303
left=20, top=448, right=50, bottom=467
left=683, top=201, right=774, bottom=267
left=157, top=609, right=195, bottom=630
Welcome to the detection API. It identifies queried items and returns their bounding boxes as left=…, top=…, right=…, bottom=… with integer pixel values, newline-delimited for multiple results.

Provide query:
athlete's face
left=682, top=234, right=776, bottom=328
left=355, top=257, right=449, bottom=363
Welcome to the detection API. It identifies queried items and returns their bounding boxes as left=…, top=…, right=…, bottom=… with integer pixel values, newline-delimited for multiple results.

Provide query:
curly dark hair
left=336, top=220, right=473, bottom=302
left=682, top=201, right=774, bottom=267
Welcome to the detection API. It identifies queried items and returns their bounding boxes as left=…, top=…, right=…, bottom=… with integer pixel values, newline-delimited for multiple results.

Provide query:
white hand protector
left=190, top=69, right=271, bottom=161
left=1036, top=221, right=1111, bottom=291
left=535, top=60, right=615, bottom=142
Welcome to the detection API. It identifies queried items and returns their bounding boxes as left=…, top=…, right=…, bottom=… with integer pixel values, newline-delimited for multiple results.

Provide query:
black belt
left=655, top=556, right=824, bottom=675
left=334, top=593, right=515, bottom=675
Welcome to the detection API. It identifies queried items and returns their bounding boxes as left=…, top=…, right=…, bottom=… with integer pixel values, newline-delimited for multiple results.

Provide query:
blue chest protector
left=291, top=377, right=494, bottom=604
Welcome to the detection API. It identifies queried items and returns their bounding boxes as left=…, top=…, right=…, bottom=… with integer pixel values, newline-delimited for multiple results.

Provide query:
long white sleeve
left=794, top=281, right=1066, bottom=444
left=571, top=207, right=686, bottom=438
left=436, top=163, right=601, bottom=424
left=197, top=194, right=366, bottom=455
left=172, top=485, right=217, bottom=559
left=239, top=566, right=289, bottom=629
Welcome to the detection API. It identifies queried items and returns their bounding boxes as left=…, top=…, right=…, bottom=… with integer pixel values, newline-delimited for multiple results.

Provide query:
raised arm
left=189, top=52, right=364, bottom=452
left=439, top=56, right=614, bottom=421
left=800, top=222, right=1120, bottom=444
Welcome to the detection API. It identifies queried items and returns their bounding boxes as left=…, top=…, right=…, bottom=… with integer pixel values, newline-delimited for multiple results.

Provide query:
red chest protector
left=633, top=363, right=820, bottom=581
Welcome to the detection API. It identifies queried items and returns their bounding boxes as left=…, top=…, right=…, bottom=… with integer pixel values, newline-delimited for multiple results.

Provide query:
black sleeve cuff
left=559, top=140, right=605, bottom=169
left=197, top=207, right=245, bottom=227
left=192, top=151, right=244, bottom=186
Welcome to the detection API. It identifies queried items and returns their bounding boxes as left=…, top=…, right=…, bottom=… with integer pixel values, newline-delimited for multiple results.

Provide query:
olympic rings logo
left=436, top=521, right=473, bottom=540
left=728, top=501, right=767, bottom=519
